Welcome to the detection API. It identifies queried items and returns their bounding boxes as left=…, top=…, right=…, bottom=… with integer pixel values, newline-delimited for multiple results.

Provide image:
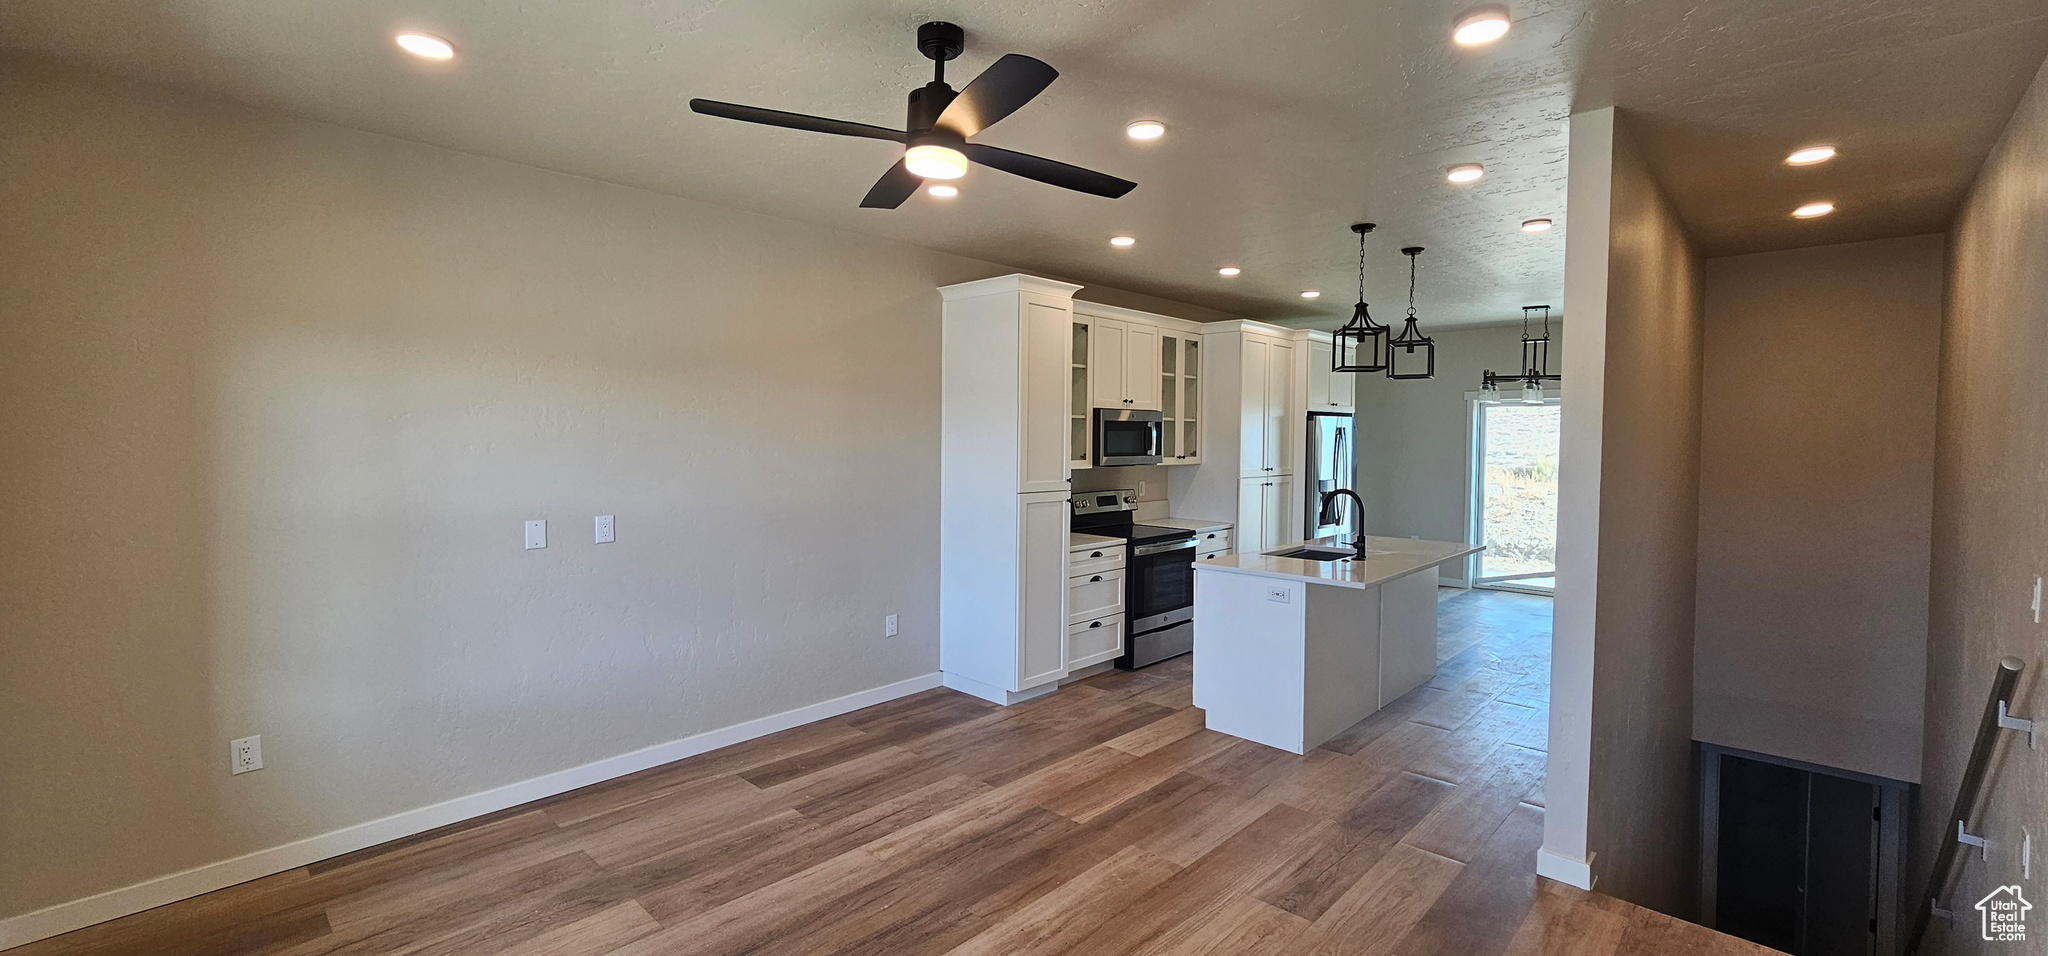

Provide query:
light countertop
left=1194, top=535, right=1482, bottom=590
left=1151, top=516, right=1233, bottom=534
left=1069, top=531, right=1121, bottom=551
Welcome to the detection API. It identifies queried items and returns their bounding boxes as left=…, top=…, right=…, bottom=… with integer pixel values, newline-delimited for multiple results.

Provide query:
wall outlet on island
left=884, top=614, right=898, bottom=638
left=230, top=735, right=263, bottom=775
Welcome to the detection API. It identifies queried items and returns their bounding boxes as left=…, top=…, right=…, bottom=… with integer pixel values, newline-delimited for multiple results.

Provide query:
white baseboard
left=941, top=670, right=1059, bottom=706
left=0, top=671, right=943, bottom=951
left=1536, top=847, right=1598, bottom=890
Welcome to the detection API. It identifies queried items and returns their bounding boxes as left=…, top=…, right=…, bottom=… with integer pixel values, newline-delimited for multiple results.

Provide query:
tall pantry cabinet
left=1168, top=321, right=1301, bottom=556
left=938, top=275, right=1081, bottom=705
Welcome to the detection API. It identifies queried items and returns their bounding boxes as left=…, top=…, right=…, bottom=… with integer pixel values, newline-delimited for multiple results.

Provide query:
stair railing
left=1904, top=656, right=2033, bottom=954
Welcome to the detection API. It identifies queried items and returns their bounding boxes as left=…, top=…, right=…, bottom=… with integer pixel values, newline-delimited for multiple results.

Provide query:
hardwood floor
left=13, top=590, right=1770, bottom=956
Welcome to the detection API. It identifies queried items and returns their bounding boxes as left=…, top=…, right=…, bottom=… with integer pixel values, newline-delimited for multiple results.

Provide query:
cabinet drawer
left=1067, top=614, right=1124, bottom=668
left=1068, top=545, right=1125, bottom=577
left=1068, top=567, right=1126, bottom=624
left=1198, top=547, right=1230, bottom=562
left=1192, top=528, right=1231, bottom=553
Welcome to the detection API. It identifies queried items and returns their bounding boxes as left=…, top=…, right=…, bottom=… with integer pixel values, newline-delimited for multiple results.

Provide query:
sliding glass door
left=1471, top=399, right=1560, bottom=592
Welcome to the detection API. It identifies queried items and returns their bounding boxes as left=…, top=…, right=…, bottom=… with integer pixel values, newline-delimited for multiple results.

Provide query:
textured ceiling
left=2, top=0, right=2044, bottom=327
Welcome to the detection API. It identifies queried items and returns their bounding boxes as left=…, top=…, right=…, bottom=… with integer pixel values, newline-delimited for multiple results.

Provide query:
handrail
left=1904, top=656, right=2028, bottom=955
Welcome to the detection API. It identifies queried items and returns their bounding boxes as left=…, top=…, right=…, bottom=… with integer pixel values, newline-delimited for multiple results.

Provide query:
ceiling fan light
left=904, top=144, right=968, bottom=180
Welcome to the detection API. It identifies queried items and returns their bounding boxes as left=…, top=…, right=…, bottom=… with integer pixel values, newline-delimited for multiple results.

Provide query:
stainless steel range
left=1070, top=489, right=1196, bottom=669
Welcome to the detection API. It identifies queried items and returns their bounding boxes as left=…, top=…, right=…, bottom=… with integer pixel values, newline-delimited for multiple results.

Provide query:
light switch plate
left=595, top=515, right=615, bottom=544
left=525, top=520, right=547, bottom=550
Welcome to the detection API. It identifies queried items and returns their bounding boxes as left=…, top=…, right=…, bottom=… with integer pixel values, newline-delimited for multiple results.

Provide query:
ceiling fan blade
left=935, top=54, right=1058, bottom=137
left=963, top=144, right=1136, bottom=199
left=689, top=99, right=905, bottom=142
left=859, top=160, right=923, bottom=209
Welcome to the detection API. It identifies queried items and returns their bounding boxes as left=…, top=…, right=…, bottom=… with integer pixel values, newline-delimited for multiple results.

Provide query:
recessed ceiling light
left=1521, top=218, right=1553, bottom=233
left=1125, top=120, right=1167, bottom=141
left=1218, top=267, right=1241, bottom=276
left=395, top=33, right=455, bottom=60
left=1447, top=163, right=1486, bottom=184
left=1452, top=6, right=1512, bottom=46
left=1110, top=236, right=1136, bottom=247
left=1300, top=290, right=1321, bottom=299
left=1793, top=202, right=1836, bottom=219
left=1785, top=146, right=1838, bottom=166
left=927, top=184, right=958, bottom=198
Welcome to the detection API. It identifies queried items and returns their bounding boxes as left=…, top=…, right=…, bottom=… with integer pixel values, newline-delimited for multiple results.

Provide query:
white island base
left=1192, top=536, right=1481, bottom=754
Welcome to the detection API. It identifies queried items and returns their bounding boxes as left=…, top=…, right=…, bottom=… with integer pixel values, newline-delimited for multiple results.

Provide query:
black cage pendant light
left=1386, top=246, right=1436, bottom=380
left=1332, top=223, right=1389, bottom=373
left=1482, top=304, right=1560, bottom=402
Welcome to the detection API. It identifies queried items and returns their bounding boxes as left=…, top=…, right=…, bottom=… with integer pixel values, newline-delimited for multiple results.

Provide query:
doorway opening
left=1469, top=397, right=1561, bottom=594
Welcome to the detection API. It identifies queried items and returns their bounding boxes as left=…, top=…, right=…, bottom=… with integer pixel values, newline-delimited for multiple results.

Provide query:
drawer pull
left=1090, top=575, right=1103, bottom=582
left=1091, top=551, right=1104, bottom=557
left=1205, top=533, right=1217, bottom=538
left=1090, top=621, right=1103, bottom=628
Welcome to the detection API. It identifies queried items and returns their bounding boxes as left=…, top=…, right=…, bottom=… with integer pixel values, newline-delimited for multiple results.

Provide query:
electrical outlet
left=230, top=735, right=263, bottom=775
left=1137, top=480, right=1148, bottom=497
left=524, top=520, right=547, bottom=550
left=884, top=614, right=898, bottom=638
left=595, top=515, right=615, bottom=544
left=1266, top=586, right=1291, bottom=604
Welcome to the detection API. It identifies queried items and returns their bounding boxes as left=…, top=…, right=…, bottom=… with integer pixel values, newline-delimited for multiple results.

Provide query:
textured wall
left=1353, top=323, right=1565, bottom=564
left=1693, top=236, right=1942, bottom=784
left=0, top=60, right=1224, bottom=920
left=1916, top=55, right=2048, bottom=955
left=1573, top=110, right=1705, bottom=916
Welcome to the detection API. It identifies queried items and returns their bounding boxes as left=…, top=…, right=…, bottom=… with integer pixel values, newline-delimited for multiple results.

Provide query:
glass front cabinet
left=1160, top=333, right=1202, bottom=464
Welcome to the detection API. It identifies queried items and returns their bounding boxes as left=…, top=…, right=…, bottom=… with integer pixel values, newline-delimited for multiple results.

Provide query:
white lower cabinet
left=1195, top=527, right=1233, bottom=561
left=1017, top=492, right=1072, bottom=691
left=1067, top=614, right=1125, bottom=669
left=1238, top=475, right=1296, bottom=554
left=1065, top=537, right=1126, bottom=669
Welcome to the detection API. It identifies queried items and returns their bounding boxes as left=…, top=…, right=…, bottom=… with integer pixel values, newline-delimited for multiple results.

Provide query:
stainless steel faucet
left=1318, top=488, right=1369, bottom=558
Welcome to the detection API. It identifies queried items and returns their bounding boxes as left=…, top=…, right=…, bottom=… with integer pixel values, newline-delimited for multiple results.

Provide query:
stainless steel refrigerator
left=1305, top=412, right=1356, bottom=538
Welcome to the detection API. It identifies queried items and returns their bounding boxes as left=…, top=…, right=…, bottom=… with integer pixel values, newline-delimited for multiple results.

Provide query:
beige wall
left=1916, top=55, right=2048, bottom=955
left=1693, top=236, right=1941, bottom=784
left=1545, top=108, right=1704, bottom=915
left=1354, top=322, right=1565, bottom=580
left=0, top=59, right=1218, bottom=928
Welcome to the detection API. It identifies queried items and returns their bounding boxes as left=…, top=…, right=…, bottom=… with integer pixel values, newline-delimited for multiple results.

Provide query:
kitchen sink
left=1266, top=546, right=1363, bottom=561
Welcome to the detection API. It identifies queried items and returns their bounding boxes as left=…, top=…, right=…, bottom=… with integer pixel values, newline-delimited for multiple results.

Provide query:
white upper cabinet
left=938, top=275, right=1079, bottom=496
left=1305, top=337, right=1356, bottom=411
left=1018, top=299, right=1072, bottom=493
left=1086, top=315, right=1162, bottom=411
left=1068, top=320, right=1092, bottom=470
left=1160, top=333, right=1202, bottom=464
left=1239, top=334, right=1293, bottom=477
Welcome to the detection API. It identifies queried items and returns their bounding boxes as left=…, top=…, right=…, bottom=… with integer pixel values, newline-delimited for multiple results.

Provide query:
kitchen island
left=1192, top=535, right=1483, bottom=754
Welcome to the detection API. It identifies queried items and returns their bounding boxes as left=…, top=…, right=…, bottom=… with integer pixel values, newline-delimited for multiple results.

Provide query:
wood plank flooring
left=12, top=590, right=1772, bottom=956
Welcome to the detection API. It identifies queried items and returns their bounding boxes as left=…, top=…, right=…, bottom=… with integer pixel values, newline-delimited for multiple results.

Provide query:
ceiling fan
left=689, top=22, right=1137, bottom=209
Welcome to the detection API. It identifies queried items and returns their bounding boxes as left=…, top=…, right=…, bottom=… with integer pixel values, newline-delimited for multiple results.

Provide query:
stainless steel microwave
left=1093, top=408, right=1164, bottom=466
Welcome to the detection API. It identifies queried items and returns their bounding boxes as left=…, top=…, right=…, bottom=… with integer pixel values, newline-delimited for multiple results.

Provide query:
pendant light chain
left=1357, top=229, right=1368, bottom=302
left=1405, top=251, right=1418, bottom=319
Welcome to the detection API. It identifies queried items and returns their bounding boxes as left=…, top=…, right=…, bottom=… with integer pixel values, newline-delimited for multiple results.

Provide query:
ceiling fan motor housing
left=917, top=22, right=965, bottom=62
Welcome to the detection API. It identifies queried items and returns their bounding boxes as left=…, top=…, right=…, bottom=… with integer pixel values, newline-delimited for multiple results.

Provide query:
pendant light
left=1387, top=247, right=1436, bottom=380
left=1332, top=223, right=1389, bottom=373
left=1482, top=304, right=1559, bottom=400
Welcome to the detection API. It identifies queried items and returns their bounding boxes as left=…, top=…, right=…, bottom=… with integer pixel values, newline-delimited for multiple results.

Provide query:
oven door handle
left=1132, top=540, right=1196, bottom=557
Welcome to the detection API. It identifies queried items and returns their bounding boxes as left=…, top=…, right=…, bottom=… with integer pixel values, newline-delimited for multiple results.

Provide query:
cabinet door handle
left=1090, top=575, right=1103, bottom=582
